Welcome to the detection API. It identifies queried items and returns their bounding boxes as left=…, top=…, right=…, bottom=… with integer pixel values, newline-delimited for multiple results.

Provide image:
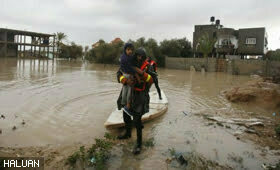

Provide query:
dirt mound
left=224, top=78, right=280, bottom=109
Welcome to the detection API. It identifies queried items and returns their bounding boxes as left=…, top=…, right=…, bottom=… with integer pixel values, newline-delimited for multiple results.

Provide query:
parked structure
left=193, top=17, right=268, bottom=58
left=0, top=28, right=56, bottom=58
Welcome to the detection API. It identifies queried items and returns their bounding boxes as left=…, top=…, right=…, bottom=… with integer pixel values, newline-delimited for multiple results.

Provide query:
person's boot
left=133, top=126, right=142, bottom=155
left=157, top=89, right=162, bottom=100
left=158, top=93, right=162, bottom=100
left=117, top=125, right=131, bottom=140
left=133, top=143, right=141, bottom=155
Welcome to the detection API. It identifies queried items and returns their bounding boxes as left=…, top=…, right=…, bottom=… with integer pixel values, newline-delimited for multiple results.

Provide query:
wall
left=165, top=56, right=280, bottom=76
left=0, top=45, right=5, bottom=57
left=165, top=57, right=216, bottom=72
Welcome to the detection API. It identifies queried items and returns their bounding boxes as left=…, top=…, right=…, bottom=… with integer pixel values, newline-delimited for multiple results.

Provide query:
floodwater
left=0, top=58, right=278, bottom=169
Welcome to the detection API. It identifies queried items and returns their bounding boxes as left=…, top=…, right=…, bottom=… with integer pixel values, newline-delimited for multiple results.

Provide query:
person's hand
left=126, top=79, right=134, bottom=86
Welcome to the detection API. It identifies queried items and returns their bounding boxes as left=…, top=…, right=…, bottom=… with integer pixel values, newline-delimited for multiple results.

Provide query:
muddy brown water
left=0, top=58, right=279, bottom=169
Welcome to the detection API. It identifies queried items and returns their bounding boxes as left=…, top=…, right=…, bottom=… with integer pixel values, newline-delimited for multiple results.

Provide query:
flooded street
left=0, top=58, right=279, bottom=169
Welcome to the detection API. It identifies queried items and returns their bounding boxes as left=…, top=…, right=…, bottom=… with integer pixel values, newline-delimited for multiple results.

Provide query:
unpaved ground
left=224, top=77, right=280, bottom=109
left=217, top=77, right=280, bottom=149
left=0, top=139, right=232, bottom=170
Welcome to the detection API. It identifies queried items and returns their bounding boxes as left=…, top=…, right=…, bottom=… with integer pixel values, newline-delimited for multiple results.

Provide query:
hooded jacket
left=120, top=43, right=135, bottom=74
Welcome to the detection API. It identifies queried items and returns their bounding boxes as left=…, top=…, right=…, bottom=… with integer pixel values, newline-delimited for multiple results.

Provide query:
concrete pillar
left=53, top=36, right=55, bottom=60
left=23, top=35, right=26, bottom=57
left=4, top=31, right=7, bottom=57
left=39, top=37, right=41, bottom=57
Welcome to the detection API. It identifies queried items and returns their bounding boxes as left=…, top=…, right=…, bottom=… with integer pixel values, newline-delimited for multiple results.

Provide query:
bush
left=275, top=124, right=280, bottom=136
left=59, top=42, right=83, bottom=59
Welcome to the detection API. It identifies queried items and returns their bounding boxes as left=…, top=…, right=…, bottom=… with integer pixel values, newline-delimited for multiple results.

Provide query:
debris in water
left=247, top=122, right=264, bottom=127
left=22, top=120, right=26, bottom=125
left=165, top=158, right=173, bottom=164
left=90, top=157, right=96, bottom=164
left=1, top=114, right=5, bottom=119
left=177, top=154, right=188, bottom=165
left=0, top=129, right=2, bottom=134
left=205, top=115, right=264, bottom=128
left=12, top=126, right=17, bottom=131
left=182, top=111, right=188, bottom=116
left=225, top=125, right=231, bottom=129
left=216, top=122, right=224, bottom=127
left=245, top=129, right=258, bottom=135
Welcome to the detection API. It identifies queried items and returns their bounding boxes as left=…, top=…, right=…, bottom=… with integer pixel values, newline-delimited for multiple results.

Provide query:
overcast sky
left=1, top=0, right=280, bottom=50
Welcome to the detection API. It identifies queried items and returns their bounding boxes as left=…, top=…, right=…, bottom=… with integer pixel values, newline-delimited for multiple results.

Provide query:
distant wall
left=0, top=45, right=5, bottom=57
left=165, top=57, right=280, bottom=76
left=231, top=60, right=266, bottom=75
left=165, top=57, right=216, bottom=71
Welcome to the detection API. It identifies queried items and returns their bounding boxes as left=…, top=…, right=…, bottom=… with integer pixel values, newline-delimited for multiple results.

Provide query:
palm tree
left=56, top=32, right=67, bottom=56
left=198, top=33, right=216, bottom=71
left=198, top=33, right=215, bottom=58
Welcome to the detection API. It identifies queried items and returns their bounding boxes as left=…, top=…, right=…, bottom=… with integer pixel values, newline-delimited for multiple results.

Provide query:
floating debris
left=216, top=122, right=224, bottom=127
left=182, top=111, right=188, bottom=116
left=0, top=129, right=2, bottom=134
left=244, top=129, right=258, bottom=135
left=177, top=154, right=188, bottom=165
left=1, top=114, right=5, bottom=119
left=22, top=120, right=25, bottom=125
left=205, top=116, right=264, bottom=128
left=12, top=126, right=17, bottom=131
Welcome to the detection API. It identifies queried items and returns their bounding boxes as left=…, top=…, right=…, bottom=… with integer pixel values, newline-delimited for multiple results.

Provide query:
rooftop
left=0, top=28, right=55, bottom=37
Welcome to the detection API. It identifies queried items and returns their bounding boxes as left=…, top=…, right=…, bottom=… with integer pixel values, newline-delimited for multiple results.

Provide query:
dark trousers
left=123, top=111, right=142, bottom=147
left=153, top=76, right=161, bottom=98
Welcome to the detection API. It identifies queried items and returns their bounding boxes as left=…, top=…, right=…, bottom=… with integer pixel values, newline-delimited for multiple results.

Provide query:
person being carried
left=120, top=43, right=143, bottom=115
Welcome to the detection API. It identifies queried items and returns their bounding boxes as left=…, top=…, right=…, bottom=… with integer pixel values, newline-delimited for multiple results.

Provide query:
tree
left=160, top=39, right=181, bottom=57
left=177, top=38, right=192, bottom=57
left=56, top=32, right=67, bottom=46
left=56, top=32, right=67, bottom=57
left=59, top=42, right=83, bottom=59
left=198, top=33, right=215, bottom=58
left=266, top=49, right=280, bottom=61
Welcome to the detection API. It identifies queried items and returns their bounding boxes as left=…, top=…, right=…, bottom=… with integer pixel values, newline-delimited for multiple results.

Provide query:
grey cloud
left=0, top=0, right=279, bottom=49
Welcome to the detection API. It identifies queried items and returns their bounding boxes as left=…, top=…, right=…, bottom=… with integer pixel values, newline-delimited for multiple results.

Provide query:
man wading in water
left=117, top=47, right=153, bottom=154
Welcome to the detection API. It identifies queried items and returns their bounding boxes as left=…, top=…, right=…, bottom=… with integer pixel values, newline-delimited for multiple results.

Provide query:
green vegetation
left=275, top=124, right=280, bottom=136
left=56, top=32, right=67, bottom=53
left=86, top=39, right=123, bottom=64
left=168, top=148, right=176, bottom=157
left=143, top=137, right=155, bottom=147
left=66, top=138, right=113, bottom=170
left=55, top=32, right=83, bottom=59
left=104, top=132, right=116, bottom=140
left=266, top=49, right=280, bottom=61
left=86, top=37, right=193, bottom=67
left=59, top=42, right=83, bottom=59
left=198, top=33, right=216, bottom=58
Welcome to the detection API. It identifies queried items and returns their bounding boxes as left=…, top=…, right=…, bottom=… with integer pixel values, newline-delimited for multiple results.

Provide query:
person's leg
left=118, top=111, right=132, bottom=139
left=133, top=113, right=143, bottom=154
left=154, top=77, right=162, bottom=99
left=123, top=86, right=134, bottom=116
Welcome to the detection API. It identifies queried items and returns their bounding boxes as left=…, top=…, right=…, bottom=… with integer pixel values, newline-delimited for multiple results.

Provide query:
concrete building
left=0, top=28, right=55, bottom=58
left=193, top=17, right=268, bottom=58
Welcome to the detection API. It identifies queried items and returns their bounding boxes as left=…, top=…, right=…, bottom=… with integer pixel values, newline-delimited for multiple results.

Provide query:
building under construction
left=0, top=28, right=56, bottom=58
left=193, top=17, right=268, bottom=58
